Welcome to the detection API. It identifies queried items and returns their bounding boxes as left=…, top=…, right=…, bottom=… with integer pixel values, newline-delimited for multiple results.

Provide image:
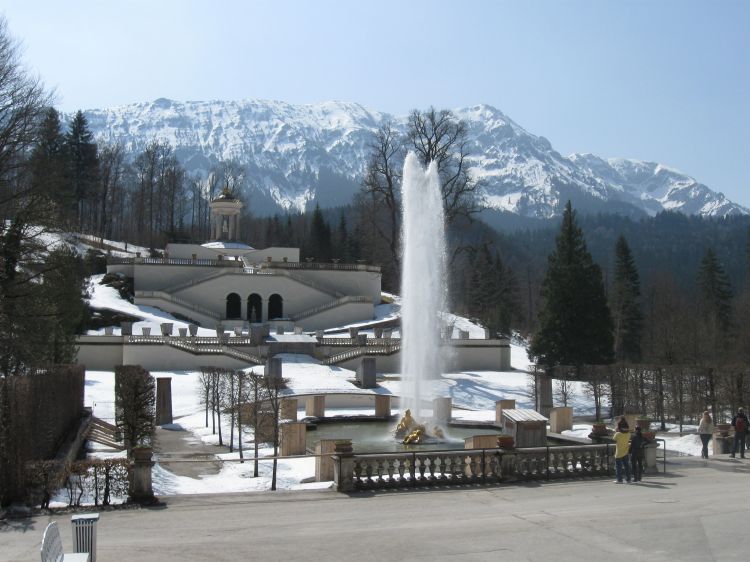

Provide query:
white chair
left=40, top=521, right=90, bottom=562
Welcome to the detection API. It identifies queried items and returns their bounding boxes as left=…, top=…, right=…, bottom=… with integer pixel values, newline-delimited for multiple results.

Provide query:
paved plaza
left=3, top=456, right=750, bottom=561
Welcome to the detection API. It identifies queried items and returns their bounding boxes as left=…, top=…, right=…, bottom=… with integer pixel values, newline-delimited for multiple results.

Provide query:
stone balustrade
left=333, top=444, right=614, bottom=492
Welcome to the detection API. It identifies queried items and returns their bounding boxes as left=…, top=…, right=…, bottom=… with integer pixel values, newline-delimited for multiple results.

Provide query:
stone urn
left=496, top=435, right=515, bottom=449
left=642, top=430, right=657, bottom=441
left=636, top=418, right=652, bottom=431
left=334, top=439, right=353, bottom=454
left=131, top=446, right=153, bottom=461
left=716, top=423, right=731, bottom=437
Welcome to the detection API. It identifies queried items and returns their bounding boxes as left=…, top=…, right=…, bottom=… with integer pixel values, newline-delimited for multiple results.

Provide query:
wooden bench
left=40, top=521, right=90, bottom=562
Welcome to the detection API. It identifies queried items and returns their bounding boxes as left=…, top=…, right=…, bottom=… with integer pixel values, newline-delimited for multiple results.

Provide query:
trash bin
left=72, top=513, right=100, bottom=562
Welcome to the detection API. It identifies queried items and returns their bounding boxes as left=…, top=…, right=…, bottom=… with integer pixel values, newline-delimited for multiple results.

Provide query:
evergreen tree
left=610, top=235, right=643, bottom=362
left=495, top=252, right=521, bottom=336
left=309, top=204, right=332, bottom=260
left=29, top=107, right=68, bottom=213
left=529, top=201, right=613, bottom=369
left=64, top=110, right=99, bottom=231
left=697, top=247, right=733, bottom=355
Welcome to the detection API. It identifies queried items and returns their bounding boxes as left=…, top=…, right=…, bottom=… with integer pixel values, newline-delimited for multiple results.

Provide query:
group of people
left=696, top=408, right=750, bottom=459
left=613, top=418, right=650, bottom=483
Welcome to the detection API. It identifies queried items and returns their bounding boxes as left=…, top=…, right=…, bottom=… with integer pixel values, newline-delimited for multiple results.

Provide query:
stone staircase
left=290, top=295, right=372, bottom=322
left=85, top=416, right=125, bottom=451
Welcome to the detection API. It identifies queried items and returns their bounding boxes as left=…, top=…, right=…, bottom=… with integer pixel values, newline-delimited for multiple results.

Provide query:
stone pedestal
left=306, top=395, right=325, bottom=418
left=315, top=439, right=338, bottom=482
left=280, top=422, right=307, bottom=456
left=644, top=442, right=658, bottom=470
left=348, top=327, right=359, bottom=339
left=464, top=434, right=499, bottom=449
left=373, top=327, right=383, bottom=339
left=433, top=397, right=452, bottom=424
left=535, top=374, right=553, bottom=417
left=495, top=399, right=516, bottom=425
left=129, top=447, right=155, bottom=503
left=356, top=358, right=377, bottom=388
left=155, top=378, right=173, bottom=426
left=549, top=407, right=573, bottom=433
left=250, top=325, right=265, bottom=345
left=374, top=395, right=391, bottom=418
left=332, top=440, right=354, bottom=492
left=280, top=398, right=298, bottom=422
left=714, top=434, right=731, bottom=455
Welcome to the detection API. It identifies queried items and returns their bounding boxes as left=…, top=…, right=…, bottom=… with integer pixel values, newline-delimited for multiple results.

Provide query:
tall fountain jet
left=400, top=152, right=447, bottom=421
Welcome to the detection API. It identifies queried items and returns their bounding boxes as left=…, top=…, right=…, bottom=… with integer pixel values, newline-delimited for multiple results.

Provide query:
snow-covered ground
left=77, top=274, right=706, bottom=502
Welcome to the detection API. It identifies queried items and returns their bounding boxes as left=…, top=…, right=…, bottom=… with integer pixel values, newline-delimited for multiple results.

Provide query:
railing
left=261, top=261, right=381, bottom=273
left=124, top=336, right=263, bottom=364
left=135, top=291, right=221, bottom=321
left=322, top=343, right=401, bottom=365
left=342, top=444, right=613, bottom=491
left=291, top=296, right=372, bottom=322
left=321, top=336, right=395, bottom=346
left=109, top=256, right=240, bottom=267
left=272, top=268, right=344, bottom=299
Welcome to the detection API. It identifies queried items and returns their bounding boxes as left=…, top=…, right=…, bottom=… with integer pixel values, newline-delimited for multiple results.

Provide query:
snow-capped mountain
left=82, top=98, right=747, bottom=219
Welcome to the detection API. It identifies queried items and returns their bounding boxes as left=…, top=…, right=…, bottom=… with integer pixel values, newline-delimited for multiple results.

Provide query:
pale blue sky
left=3, top=0, right=749, bottom=205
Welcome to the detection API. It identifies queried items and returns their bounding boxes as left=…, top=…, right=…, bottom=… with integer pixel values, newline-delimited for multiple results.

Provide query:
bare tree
left=406, top=107, right=481, bottom=223
left=359, top=122, right=404, bottom=285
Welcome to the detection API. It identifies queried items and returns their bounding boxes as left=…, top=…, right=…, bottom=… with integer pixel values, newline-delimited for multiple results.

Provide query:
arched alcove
left=247, top=293, right=263, bottom=323
left=226, top=292, right=242, bottom=319
left=268, top=294, right=284, bottom=320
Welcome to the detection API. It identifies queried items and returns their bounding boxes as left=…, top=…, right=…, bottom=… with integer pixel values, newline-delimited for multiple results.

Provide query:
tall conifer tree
left=64, top=110, right=99, bottom=230
left=610, top=235, right=643, bottom=362
left=529, top=201, right=613, bottom=369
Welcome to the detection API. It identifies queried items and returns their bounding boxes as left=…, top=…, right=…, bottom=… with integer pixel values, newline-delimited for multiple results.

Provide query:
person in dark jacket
left=630, top=426, right=648, bottom=482
left=730, top=408, right=749, bottom=458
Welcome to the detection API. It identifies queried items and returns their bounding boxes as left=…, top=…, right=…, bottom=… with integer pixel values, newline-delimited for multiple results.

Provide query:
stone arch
left=247, top=293, right=263, bottom=323
left=268, top=293, right=284, bottom=320
left=226, top=292, right=242, bottom=319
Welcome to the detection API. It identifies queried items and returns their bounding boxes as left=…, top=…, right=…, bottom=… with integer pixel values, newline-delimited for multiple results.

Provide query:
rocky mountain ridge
left=82, top=98, right=747, bottom=219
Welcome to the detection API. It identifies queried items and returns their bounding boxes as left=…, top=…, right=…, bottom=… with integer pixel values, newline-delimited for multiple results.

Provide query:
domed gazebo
left=210, top=187, right=243, bottom=241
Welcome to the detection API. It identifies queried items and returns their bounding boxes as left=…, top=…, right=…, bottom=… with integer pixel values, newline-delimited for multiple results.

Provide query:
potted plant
left=591, top=421, right=608, bottom=436
left=496, top=435, right=515, bottom=449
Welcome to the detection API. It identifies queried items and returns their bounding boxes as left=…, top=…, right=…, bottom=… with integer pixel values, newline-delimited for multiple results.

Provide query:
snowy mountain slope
left=81, top=99, right=747, bottom=219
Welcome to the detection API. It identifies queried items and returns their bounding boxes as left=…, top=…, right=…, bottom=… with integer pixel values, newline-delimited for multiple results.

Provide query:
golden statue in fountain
left=395, top=409, right=446, bottom=444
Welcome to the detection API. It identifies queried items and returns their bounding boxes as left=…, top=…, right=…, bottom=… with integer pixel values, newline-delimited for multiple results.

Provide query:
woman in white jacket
left=698, top=411, right=714, bottom=459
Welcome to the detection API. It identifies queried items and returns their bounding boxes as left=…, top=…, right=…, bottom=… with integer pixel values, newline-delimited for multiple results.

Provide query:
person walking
left=614, top=420, right=632, bottom=483
left=698, top=411, right=714, bottom=459
left=730, top=408, right=749, bottom=458
left=629, top=426, right=648, bottom=482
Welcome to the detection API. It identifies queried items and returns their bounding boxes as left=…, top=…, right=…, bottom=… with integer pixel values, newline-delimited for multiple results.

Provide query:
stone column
left=306, top=395, right=325, bottom=418
left=495, top=399, right=516, bottom=425
left=265, top=357, right=282, bottom=380
left=549, top=407, right=573, bottom=433
left=315, top=439, right=338, bottom=482
left=433, top=397, right=452, bottom=424
left=129, top=447, right=155, bottom=503
left=280, top=422, right=307, bottom=456
left=281, top=398, right=298, bottom=421
left=155, top=378, right=173, bottom=426
left=332, top=439, right=354, bottom=492
left=235, top=214, right=241, bottom=238
left=374, top=395, right=391, bottom=418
